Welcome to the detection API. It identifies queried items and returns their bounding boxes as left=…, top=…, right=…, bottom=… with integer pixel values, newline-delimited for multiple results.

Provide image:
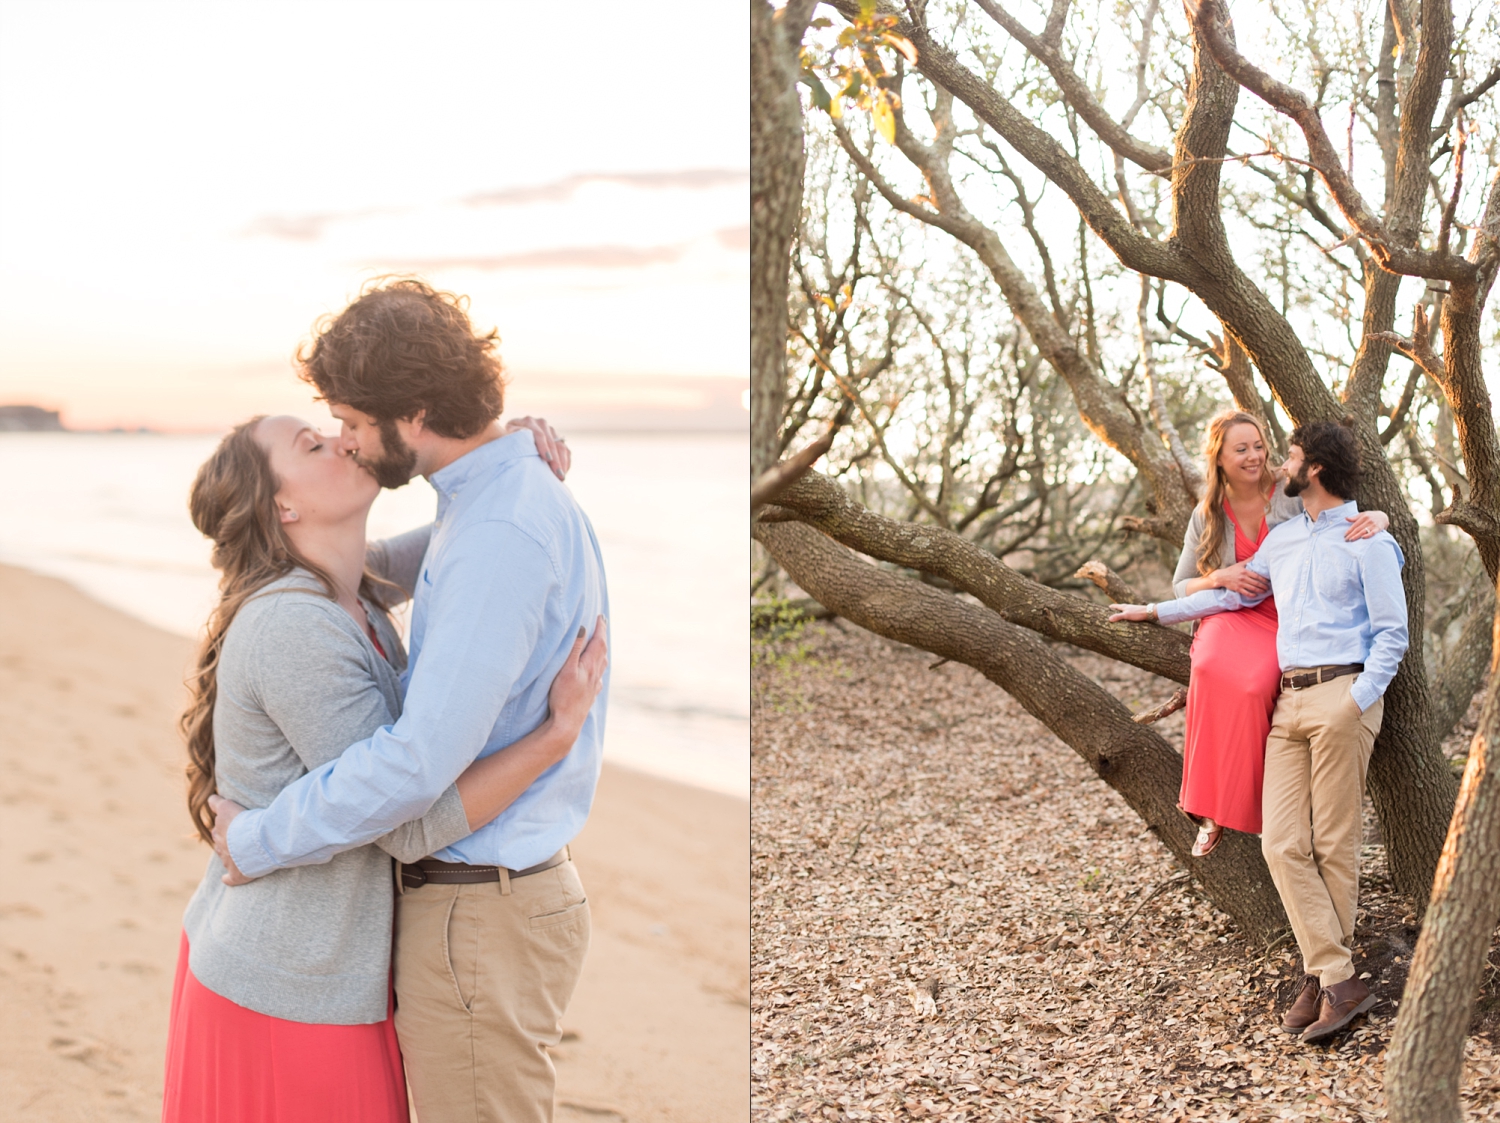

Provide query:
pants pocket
left=443, top=894, right=476, bottom=1013
left=528, top=898, right=590, bottom=951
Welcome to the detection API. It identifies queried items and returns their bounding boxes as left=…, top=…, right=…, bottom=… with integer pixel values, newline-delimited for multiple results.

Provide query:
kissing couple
left=1110, top=414, right=1408, bottom=1045
left=161, top=277, right=610, bottom=1123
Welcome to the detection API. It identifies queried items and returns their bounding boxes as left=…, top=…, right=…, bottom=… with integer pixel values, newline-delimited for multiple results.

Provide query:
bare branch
left=1433, top=63, right=1500, bottom=143
left=1133, top=688, right=1188, bottom=725
left=1187, top=0, right=1478, bottom=285
left=972, top=0, right=1173, bottom=176
left=1138, top=276, right=1203, bottom=496
left=1380, top=363, right=1424, bottom=446
left=1368, top=303, right=1445, bottom=383
left=751, top=425, right=841, bottom=509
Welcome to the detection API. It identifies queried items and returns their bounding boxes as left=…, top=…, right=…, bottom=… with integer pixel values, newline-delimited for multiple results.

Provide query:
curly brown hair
left=297, top=277, right=506, bottom=438
left=1288, top=418, right=1363, bottom=500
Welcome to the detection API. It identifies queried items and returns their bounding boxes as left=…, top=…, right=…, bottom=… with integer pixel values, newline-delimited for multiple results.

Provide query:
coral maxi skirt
left=161, top=932, right=409, bottom=1123
left=1179, top=600, right=1282, bottom=836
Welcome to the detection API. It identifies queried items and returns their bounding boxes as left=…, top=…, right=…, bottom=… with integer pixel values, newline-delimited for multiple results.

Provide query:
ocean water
left=0, top=431, right=747, bottom=798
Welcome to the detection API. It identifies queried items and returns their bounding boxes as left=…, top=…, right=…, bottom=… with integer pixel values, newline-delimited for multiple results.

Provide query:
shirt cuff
left=226, top=808, right=277, bottom=880
left=1153, top=598, right=1191, bottom=626
left=1349, top=676, right=1380, bottom=713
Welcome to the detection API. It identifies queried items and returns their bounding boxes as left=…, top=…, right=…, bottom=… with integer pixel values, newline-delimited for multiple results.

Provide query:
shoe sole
left=1301, top=994, right=1377, bottom=1043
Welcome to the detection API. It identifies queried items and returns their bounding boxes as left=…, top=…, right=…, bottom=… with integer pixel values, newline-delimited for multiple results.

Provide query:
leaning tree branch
left=755, top=518, right=1287, bottom=941
left=768, top=469, right=1193, bottom=682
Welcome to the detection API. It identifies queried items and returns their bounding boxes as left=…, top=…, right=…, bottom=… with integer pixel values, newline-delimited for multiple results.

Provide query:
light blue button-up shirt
left=1154, top=500, right=1408, bottom=713
left=226, top=429, right=610, bottom=877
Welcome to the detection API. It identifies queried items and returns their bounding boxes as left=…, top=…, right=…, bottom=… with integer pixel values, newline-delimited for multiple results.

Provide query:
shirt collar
left=428, top=429, right=537, bottom=511
left=1307, top=499, right=1359, bottom=526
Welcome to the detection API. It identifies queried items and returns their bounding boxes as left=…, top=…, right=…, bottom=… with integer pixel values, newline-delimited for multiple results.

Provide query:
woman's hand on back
left=1212, top=562, right=1269, bottom=597
left=545, top=617, right=607, bottom=759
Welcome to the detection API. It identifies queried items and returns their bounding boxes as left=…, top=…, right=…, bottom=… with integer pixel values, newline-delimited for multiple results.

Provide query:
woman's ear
left=278, top=505, right=299, bottom=524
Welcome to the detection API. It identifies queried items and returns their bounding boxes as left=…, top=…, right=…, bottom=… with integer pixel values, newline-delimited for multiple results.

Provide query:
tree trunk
left=1385, top=594, right=1500, bottom=1123
left=1431, top=575, right=1495, bottom=743
left=754, top=519, right=1290, bottom=942
left=749, top=0, right=814, bottom=482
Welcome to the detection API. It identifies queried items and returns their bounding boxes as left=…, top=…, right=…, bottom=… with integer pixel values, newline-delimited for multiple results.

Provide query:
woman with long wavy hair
left=1170, top=409, right=1386, bottom=857
left=162, top=415, right=605, bottom=1123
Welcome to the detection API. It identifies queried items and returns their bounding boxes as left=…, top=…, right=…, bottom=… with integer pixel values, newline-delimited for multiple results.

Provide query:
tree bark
left=1385, top=592, right=1500, bottom=1123
left=755, top=518, right=1290, bottom=941
left=1430, top=574, right=1495, bottom=743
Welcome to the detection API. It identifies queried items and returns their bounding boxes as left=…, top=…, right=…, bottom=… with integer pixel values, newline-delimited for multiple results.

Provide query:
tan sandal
left=1191, top=822, right=1223, bottom=858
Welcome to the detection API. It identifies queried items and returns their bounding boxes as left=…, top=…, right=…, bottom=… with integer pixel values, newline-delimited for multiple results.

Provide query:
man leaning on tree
left=1111, top=419, right=1408, bottom=1044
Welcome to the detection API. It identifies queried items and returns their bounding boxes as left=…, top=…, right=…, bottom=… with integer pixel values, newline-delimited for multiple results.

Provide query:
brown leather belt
left=400, top=847, right=569, bottom=890
left=1281, top=664, right=1364, bottom=691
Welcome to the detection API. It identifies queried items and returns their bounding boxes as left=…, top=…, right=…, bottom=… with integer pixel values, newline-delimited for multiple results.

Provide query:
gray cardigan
left=1171, top=490, right=1303, bottom=597
left=181, top=527, right=466, bottom=1024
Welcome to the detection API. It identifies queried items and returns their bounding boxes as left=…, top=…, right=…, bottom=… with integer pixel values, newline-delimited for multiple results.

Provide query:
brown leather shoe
left=1280, top=975, right=1321, bottom=1034
left=1301, top=976, right=1375, bottom=1043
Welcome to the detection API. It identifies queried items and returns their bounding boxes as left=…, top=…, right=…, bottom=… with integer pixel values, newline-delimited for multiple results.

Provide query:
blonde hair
left=1195, top=409, right=1277, bottom=577
left=179, top=419, right=390, bottom=844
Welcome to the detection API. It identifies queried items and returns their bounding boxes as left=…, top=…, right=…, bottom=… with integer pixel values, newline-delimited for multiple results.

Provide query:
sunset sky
left=0, top=1, right=746, bottom=430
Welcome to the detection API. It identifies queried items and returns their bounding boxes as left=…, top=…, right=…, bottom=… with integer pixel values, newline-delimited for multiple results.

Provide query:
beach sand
left=0, top=564, right=747, bottom=1122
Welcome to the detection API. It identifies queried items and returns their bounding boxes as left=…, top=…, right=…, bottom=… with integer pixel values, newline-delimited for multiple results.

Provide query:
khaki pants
left=393, top=860, right=590, bottom=1123
left=1261, top=674, right=1383, bottom=987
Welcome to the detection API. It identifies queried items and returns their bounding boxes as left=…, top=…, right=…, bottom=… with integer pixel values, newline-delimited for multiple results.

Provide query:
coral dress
left=1178, top=503, right=1282, bottom=835
left=160, top=932, right=409, bottom=1123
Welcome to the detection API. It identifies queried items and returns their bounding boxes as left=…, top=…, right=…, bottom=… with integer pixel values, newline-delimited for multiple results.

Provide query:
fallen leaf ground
left=751, top=620, right=1500, bottom=1121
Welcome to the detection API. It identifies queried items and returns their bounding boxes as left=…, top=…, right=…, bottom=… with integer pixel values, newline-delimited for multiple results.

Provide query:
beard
left=361, top=418, right=419, bottom=489
left=1283, top=464, right=1311, bottom=498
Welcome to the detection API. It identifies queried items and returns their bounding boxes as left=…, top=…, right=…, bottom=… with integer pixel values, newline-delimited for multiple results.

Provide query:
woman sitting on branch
left=1169, top=409, right=1387, bottom=857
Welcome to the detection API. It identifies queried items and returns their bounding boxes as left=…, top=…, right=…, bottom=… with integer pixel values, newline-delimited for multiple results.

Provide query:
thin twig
left=1114, top=872, right=1192, bottom=934
left=1132, top=688, right=1188, bottom=725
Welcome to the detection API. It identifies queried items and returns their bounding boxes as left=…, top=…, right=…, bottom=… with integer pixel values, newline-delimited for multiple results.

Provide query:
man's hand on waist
left=208, top=794, right=258, bottom=886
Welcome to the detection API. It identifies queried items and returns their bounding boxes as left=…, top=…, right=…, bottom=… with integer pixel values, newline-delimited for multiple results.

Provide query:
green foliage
left=798, top=2, right=915, bottom=142
left=751, top=598, right=814, bottom=666
left=751, top=599, right=828, bottom=714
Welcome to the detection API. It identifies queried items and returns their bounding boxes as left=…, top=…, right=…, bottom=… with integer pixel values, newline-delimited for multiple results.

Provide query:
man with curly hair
left=1111, top=420, right=1408, bottom=1045
left=213, top=278, right=610, bottom=1121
